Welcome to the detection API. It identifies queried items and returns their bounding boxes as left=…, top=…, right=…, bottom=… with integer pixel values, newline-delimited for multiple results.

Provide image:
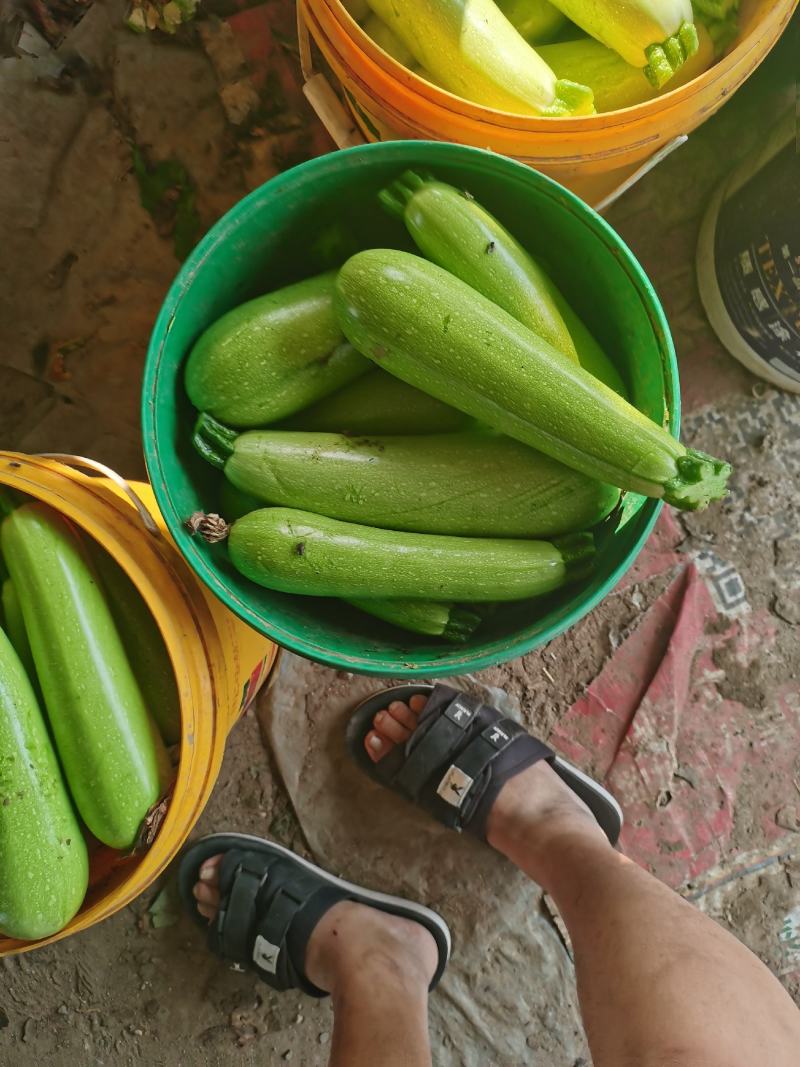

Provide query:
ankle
left=329, top=942, right=433, bottom=1002
left=305, top=902, right=437, bottom=995
left=497, top=814, right=612, bottom=891
left=485, top=763, right=610, bottom=884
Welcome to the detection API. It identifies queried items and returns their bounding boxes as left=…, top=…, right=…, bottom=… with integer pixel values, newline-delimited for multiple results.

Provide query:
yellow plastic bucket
left=0, top=452, right=277, bottom=956
left=297, top=0, right=798, bottom=206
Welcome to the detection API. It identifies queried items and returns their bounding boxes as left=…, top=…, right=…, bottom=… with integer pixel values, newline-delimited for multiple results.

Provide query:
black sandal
left=346, top=684, right=623, bottom=845
left=179, top=833, right=452, bottom=995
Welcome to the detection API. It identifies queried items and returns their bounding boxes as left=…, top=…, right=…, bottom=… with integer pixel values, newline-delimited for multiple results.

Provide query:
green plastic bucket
left=143, top=141, right=679, bottom=677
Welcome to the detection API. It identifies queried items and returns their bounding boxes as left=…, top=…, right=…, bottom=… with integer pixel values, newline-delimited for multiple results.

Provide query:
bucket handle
left=35, top=453, right=161, bottom=537
left=296, top=1, right=366, bottom=150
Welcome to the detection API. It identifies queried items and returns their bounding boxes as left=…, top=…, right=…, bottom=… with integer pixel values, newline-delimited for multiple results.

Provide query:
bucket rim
left=305, top=0, right=798, bottom=132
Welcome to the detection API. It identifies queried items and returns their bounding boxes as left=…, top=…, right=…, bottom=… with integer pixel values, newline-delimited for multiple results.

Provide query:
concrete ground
left=1, top=4, right=798, bottom=1064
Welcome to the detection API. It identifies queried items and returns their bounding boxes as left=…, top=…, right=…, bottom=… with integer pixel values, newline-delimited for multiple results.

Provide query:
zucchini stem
left=663, top=449, right=732, bottom=511
left=185, top=510, right=231, bottom=543
left=644, top=21, right=699, bottom=88
left=377, top=170, right=432, bottom=218
left=545, top=79, right=595, bottom=117
left=193, top=413, right=238, bottom=470
left=443, top=605, right=483, bottom=643
left=553, top=531, right=595, bottom=582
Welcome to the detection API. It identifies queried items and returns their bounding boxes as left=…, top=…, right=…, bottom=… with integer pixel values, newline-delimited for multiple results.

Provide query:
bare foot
left=364, top=692, right=608, bottom=877
left=192, top=857, right=437, bottom=996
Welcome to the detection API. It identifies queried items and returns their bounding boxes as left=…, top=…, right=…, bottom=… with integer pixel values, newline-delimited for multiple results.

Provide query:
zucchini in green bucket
left=278, top=367, right=470, bottom=435
left=205, top=506, right=594, bottom=602
left=184, top=271, right=370, bottom=428
left=194, top=417, right=620, bottom=538
left=345, top=598, right=483, bottom=642
left=334, top=249, right=731, bottom=510
left=380, top=170, right=579, bottom=363
left=379, top=170, right=626, bottom=393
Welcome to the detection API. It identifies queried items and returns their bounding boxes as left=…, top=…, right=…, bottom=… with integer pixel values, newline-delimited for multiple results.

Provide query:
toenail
left=368, top=735, right=383, bottom=751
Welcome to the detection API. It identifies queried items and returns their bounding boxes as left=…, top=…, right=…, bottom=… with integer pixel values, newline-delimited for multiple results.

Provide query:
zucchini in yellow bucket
left=496, top=0, right=567, bottom=42
left=0, top=626, right=89, bottom=941
left=0, top=495, right=170, bottom=851
left=539, top=23, right=715, bottom=112
left=363, top=0, right=594, bottom=115
left=544, top=0, right=699, bottom=86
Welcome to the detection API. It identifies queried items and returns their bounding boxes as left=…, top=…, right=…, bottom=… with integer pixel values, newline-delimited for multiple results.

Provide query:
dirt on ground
left=1, top=4, right=798, bottom=1064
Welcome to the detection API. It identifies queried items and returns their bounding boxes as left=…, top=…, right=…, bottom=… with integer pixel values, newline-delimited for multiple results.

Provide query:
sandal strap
left=394, top=690, right=484, bottom=801
left=210, top=849, right=343, bottom=996
left=432, top=718, right=535, bottom=830
left=213, top=850, right=270, bottom=962
left=252, top=882, right=303, bottom=984
left=253, top=873, right=341, bottom=996
left=382, top=685, right=555, bottom=835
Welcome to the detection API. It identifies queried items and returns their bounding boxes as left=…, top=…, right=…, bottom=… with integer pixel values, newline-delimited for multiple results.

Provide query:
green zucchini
left=184, top=271, right=370, bottom=428
left=364, top=0, right=594, bottom=116
left=496, top=0, right=567, bottom=42
left=379, top=171, right=628, bottom=394
left=220, top=479, right=263, bottom=522
left=195, top=417, right=620, bottom=538
left=334, top=249, right=731, bottom=510
left=2, top=577, right=35, bottom=681
left=279, top=368, right=470, bottom=435
left=89, top=545, right=181, bottom=746
left=0, top=627, right=89, bottom=940
left=345, top=598, right=482, bottom=641
left=380, top=172, right=578, bottom=363
left=548, top=288, right=628, bottom=397
left=223, top=506, right=594, bottom=601
left=538, top=24, right=715, bottom=112
left=0, top=500, right=170, bottom=850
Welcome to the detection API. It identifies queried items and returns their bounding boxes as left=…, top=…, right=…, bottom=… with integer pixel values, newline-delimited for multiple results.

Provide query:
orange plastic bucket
left=0, top=453, right=277, bottom=956
left=298, top=0, right=798, bottom=206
